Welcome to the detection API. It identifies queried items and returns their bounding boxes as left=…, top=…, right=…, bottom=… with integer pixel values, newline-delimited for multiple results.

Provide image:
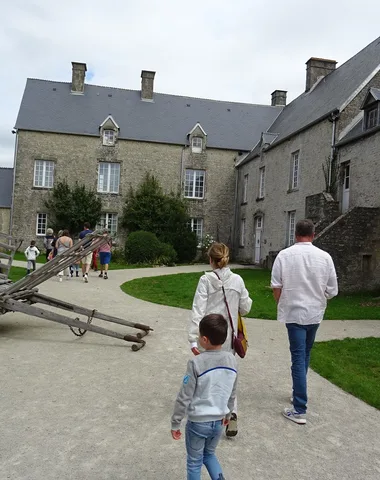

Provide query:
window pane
left=109, top=163, right=120, bottom=193
left=36, top=213, right=47, bottom=235
left=185, top=170, right=194, bottom=197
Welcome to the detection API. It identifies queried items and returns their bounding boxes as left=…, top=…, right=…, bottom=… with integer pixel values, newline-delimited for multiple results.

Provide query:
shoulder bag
left=214, top=272, right=248, bottom=358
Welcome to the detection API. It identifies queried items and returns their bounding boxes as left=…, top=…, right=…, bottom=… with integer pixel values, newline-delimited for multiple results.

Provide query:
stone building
left=12, top=63, right=281, bottom=248
left=0, top=167, right=13, bottom=235
left=234, top=36, right=380, bottom=292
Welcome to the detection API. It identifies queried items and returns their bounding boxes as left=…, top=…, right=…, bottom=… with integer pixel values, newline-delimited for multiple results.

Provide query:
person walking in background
left=24, top=240, right=40, bottom=275
left=189, top=242, right=252, bottom=437
left=50, top=230, right=62, bottom=260
left=91, top=250, right=98, bottom=272
left=98, top=229, right=112, bottom=280
left=172, top=314, right=236, bottom=480
left=44, top=228, right=55, bottom=261
left=79, top=222, right=93, bottom=283
left=271, top=219, right=338, bottom=425
left=56, top=230, right=73, bottom=282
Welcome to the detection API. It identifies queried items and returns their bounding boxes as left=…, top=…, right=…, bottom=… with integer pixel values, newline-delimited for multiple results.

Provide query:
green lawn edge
left=120, top=269, right=380, bottom=320
left=310, top=337, right=380, bottom=410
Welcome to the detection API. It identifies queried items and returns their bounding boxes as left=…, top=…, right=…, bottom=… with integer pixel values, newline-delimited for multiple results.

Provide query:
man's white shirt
left=271, top=242, right=338, bottom=324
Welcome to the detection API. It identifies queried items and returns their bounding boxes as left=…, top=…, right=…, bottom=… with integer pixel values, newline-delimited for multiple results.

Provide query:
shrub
left=157, top=242, right=178, bottom=266
left=167, top=229, right=198, bottom=263
left=111, top=247, right=126, bottom=264
left=125, top=231, right=163, bottom=264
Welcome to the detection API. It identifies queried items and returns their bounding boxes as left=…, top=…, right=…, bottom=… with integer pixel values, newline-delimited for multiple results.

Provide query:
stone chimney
left=141, top=70, right=156, bottom=101
left=305, top=58, right=337, bottom=92
left=71, top=62, right=87, bottom=94
left=271, top=90, right=287, bottom=106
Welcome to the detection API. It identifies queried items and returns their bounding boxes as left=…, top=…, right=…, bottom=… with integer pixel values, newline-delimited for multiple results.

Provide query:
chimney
left=141, top=70, right=156, bottom=101
left=305, top=58, right=337, bottom=92
left=271, top=90, right=287, bottom=107
left=71, top=62, right=87, bottom=94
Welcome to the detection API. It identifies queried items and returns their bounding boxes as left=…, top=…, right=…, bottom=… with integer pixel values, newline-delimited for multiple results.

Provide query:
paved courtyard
left=1, top=264, right=380, bottom=479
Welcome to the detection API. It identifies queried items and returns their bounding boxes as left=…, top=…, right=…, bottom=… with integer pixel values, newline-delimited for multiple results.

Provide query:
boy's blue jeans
left=185, top=420, right=225, bottom=480
left=286, top=323, right=320, bottom=414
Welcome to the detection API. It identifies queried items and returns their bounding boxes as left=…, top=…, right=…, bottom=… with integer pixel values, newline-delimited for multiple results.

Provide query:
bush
left=167, top=229, right=198, bottom=263
left=111, top=247, right=126, bottom=264
left=125, top=231, right=163, bottom=264
left=157, top=242, right=178, bottom=266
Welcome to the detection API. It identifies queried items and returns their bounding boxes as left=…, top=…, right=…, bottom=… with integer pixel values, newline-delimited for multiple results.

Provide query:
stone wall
left=12, top=131, right=238, bottom=250
left=305, top=192, right=340, bottom=234
left=0, top=208, right=10, bottom=235
left=314, top=207, right=380, bottom=293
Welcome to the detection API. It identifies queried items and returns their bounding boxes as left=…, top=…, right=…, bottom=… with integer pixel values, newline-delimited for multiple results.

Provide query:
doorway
left=254, top=216, right=263, bottom=264
left=342, top=163, right=350, bottom=213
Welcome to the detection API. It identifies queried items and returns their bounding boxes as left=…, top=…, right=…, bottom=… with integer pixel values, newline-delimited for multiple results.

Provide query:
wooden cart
left=0, top=232, right=152, bottom=351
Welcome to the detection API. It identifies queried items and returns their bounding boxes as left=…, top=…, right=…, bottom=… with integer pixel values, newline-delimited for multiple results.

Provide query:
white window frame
left=36, top=213, right=47, bottom=236
left=291, top=151, right=300, bottom=189
left=33, top=160, right=54, bottom=188
left=288, top=211, right=296, bottom=246
left=240, top=218, right=246, bottom=246
left=103, top=129, right=116, bottom=146
left=259, top=167, right=265, bottom=199
left=365, top=107, right=378, bottom=130
left=188, top=218, right=203, bottom=243
left=97, top=213, right=118, bottom=235
left=98, top=162, right=120, bottom=194
left=243, top=174, right=248, bottom=203
left=191, top=137, right=203, bottom=153
left=184, top=169, right=205, bottom=199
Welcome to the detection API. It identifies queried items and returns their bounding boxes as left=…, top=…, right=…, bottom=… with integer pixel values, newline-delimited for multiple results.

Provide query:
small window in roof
left=103, top=130, right=116, bottom=146
left=365, top=106, right=379, bottom=130
left=191, top=137, right=203, bottom=153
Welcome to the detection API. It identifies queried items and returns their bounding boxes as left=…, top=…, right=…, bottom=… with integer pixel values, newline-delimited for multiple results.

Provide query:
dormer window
left=191, top=137, right=203, bottom=153
left=365, top=107, right=379, bottom=130
left=103, top=130, right=116, bottom=146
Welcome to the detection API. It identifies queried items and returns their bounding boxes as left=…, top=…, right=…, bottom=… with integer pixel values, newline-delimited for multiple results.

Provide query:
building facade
left=12, top=64, right=281, bottom=248
left=0, top=167, right=13, bottom=235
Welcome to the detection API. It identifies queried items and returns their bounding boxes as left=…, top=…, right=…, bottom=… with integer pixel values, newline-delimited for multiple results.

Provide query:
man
left=271, top=219, right=338, bottom=424
left=79, top=222, right=93, bottom=283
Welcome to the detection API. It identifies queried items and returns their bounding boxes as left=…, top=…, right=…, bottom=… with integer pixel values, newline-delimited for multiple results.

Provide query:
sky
left=1, top=0, right=380, bottom=167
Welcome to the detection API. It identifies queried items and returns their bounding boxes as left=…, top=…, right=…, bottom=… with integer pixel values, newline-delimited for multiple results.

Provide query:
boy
left=24, top=240, right=40, bottom=275
left=171, top=314, right=237, bottom=480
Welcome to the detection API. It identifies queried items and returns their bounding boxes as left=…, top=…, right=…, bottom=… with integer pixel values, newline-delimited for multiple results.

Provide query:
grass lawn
left=7, top=266, right=28, bottom=282
left=13, top=251, right=46, bottom=264
left=120, top=269, right=380, bottom=320
left=310, top=337, right=380, bottom=410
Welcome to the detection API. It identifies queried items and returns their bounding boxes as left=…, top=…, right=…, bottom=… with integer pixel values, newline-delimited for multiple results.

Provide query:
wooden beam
left=0, top=241, right=16, bottom=251
left=0, top=252, right=12, bottom=260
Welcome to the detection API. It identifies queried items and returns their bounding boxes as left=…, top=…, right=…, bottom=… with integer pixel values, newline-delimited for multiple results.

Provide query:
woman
left=189, top=242, right=252, bottom=437
left=56, top=229, right=73, bottom=281
left=98, top=230, right=112, bottom=280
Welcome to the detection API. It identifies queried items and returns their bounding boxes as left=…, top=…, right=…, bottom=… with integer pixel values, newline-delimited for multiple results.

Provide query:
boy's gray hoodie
left=171, top=350, right=237, bottom=430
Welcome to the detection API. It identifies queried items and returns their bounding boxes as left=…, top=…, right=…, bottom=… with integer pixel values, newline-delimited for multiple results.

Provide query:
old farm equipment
left=0, top=232, right=152, bottom=351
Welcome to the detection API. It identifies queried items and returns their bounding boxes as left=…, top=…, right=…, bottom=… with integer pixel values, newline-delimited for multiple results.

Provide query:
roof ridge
left=26, top=78, right=279, bottom=109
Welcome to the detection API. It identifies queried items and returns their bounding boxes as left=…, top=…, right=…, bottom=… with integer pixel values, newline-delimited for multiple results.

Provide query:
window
left=103, top=130, right=116, bottom=146
left=34, top=160, right=54, bottom=188
left=188, top=218, right=203, bottom=242
left=36, top=213, right=47, bottom=236
left=97, top=213, right=118, bottom=235
left=365, top=107, right=378, bottom=130
left=98, top=162, right=120, bottom=193
left=243, top=174, right=248, bottom=203
left=240, top=218, right=246, bottom=246
left=259, top=167, right=265, bottom=198
left=288, top=211, right=296, bottom=246
left=184, top=169, right=205, bottom=198
left=191, top=137, right=203, bottom=153
left=291, top=151, right=300, bottom=189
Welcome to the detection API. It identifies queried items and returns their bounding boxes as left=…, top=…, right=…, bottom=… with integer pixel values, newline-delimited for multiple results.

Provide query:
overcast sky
left=1, top=0, right=380, bottom=167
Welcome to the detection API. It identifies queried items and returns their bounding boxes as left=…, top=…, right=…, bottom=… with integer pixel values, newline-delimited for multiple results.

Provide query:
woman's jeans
left=286, top=323, right=320, bottom=414
left=185, top=420, right=225, bottom=480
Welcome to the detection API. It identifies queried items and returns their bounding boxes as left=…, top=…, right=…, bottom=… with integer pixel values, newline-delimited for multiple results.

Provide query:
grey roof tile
left=15, top=80, right=282, bottom=152
left=266, top=36, right=380, bottom=147
left=0, top=168, right=13, bottom=208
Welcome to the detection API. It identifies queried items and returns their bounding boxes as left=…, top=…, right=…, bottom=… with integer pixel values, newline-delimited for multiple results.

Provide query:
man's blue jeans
left=286, top=323, right=320, bottom=414
left=185, top=420, right=225, bottom=480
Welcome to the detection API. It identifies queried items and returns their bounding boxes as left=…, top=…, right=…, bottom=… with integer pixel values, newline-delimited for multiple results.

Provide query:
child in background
left=171, top=314, right=237, bottom=480
left=24, top=240, right=40, bottom=275
left=43, top=228, right=55, bottom=261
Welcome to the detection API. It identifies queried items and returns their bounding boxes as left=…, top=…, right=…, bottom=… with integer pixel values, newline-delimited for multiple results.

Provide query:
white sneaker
left=282, top=407, right=306, bottom=425
left=59, top=277, right=63, bottom=282
left=84, top=274, right=88, bottom=283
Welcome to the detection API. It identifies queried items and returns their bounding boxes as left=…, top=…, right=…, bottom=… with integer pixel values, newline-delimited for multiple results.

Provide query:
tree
left=121, top=173, right=197, bottom=262
left=45, top=181, right=102, bottom=236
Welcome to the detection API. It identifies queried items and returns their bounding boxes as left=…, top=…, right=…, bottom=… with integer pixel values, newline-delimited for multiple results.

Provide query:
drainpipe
left=9, top=128, right=18, bottom=236
left=231, top=158, right=240, bottom=255
left=180, top=144, right=186, bottom=193
left=328, top=110, right=340, bottom=191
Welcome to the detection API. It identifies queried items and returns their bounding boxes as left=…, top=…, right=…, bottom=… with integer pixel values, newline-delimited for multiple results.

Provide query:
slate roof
left=0, top=168, right=13, bottom=208
left=239, top=35, right=380, bottom=165
left=369, top=87, right=380, bottom=101
left=14, top=80, right=282, bottom=152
